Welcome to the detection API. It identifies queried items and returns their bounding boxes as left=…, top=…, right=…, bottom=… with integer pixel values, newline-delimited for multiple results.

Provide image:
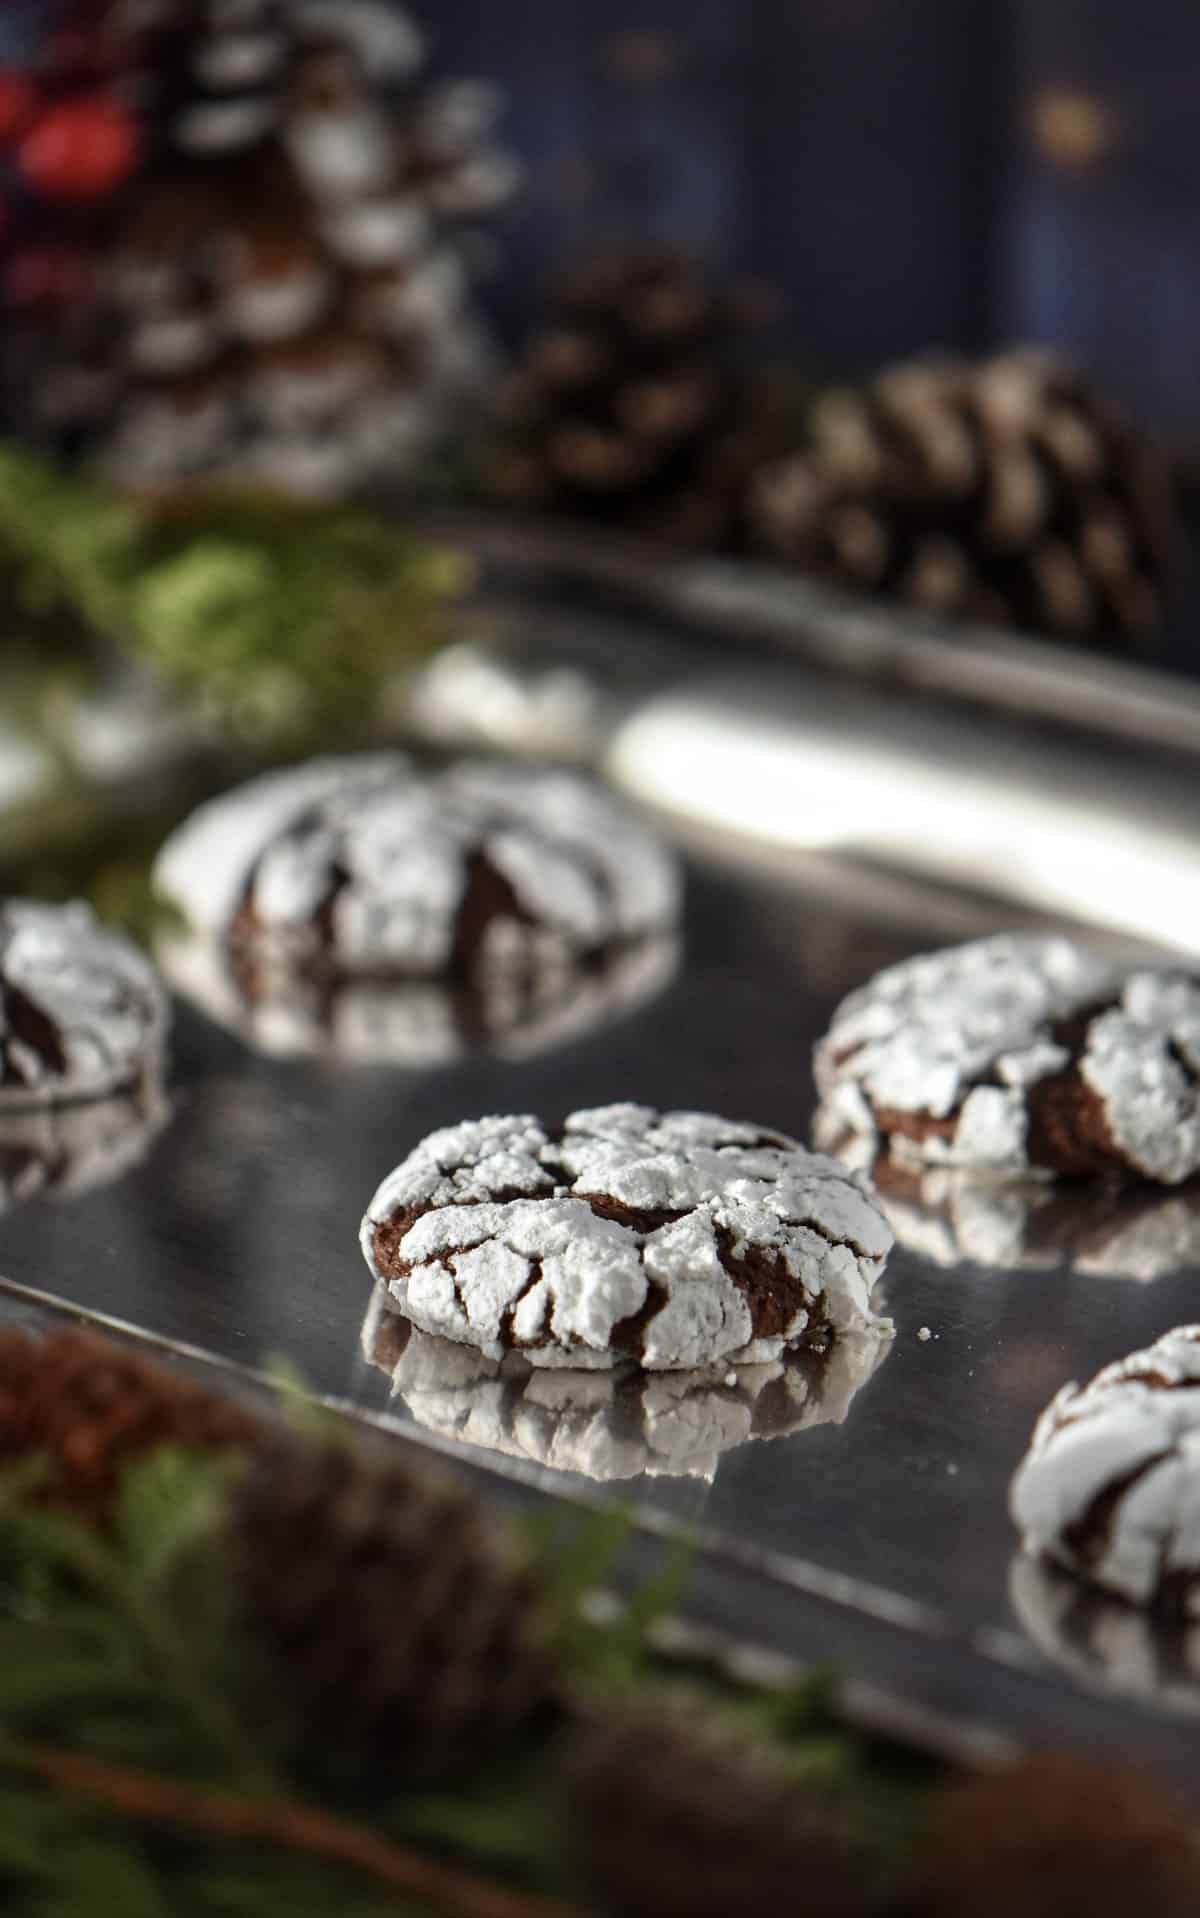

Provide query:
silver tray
left=5, top=556, right=1200, bottom=1786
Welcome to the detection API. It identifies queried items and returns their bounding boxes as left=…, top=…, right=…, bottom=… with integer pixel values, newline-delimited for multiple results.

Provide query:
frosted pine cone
left=16, top=0, right=517, bottom=495
left=751, top=350, right=1173, bottom=647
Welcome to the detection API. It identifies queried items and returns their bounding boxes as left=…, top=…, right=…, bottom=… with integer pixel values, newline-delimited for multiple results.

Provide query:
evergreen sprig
left=0, top=446, right=471, bottom=755
left=0, top=1433, right=935, bottom=1917
left=0, top=1446, right=574, bottom=1917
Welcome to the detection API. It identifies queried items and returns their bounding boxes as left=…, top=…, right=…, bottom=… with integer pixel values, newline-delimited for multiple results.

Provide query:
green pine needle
left=112, top=1450, right=234, bottom=1590
left=262, top=1361, right=349, bottom=1448
left=0, top=1429, right=941, bottom=1914
left=0, top=445, right=470, bottom=757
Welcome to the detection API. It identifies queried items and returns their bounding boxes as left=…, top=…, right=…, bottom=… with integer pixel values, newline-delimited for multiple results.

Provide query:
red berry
left=18, top=97, right=139, bottom=202
left=0, top=70, right=37, bottom=148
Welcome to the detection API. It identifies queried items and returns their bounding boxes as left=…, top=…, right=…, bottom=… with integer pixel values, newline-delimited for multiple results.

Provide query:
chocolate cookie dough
left=815, top=933, right=1200, bottom=1184
left=0, top=901, right=168, bottom=1109
left=1011, top=1326, right=1200, bottom=1615
left=360, top=1104, right=893, bottom=1371
left=153, top=753, right=680, bottom=985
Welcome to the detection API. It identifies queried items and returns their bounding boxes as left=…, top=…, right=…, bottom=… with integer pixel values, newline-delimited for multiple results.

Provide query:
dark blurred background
left=418, top=0, right=1194, bottom=446
left=3, top=1, right=1197, bottom=446
left=0, top=0, right=1194, bottom=719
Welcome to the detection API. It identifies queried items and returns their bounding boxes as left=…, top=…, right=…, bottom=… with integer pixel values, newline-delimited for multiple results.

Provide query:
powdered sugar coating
left=1010, top=1326, right=1200, bottom=1615
left=1079, top=975, right=1200, bottom=1183
left=360, top=1104, right=893, bottom=1371
left=815, top=934, right=1200, bottom=1184
left=153, top=754, right=679, bottom=979
left=0, top=901, right=168, bottom=1109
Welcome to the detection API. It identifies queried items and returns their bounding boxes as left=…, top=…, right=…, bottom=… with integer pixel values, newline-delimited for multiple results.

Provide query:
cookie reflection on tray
left=1009, top=1553, right=1200, bottom=1717
left=158, top=931, right=678, bottom=1065
left=361, top=1287, right=892, bottom=1483
left=817, top=1119, right=1200, bottom=1282
left=0, top=1080, right=169, bottom=1214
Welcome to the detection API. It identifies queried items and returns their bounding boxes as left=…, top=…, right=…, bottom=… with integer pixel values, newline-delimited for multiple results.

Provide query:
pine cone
left=486, top=251, right=786, bottom=548
left=13, top=1, right=516, bottom=496
left=894, top=1752, right=1200, bottom=1918
left=564, top=1710, right=875, bottom=1917
left=229, top=1433, right=554, bottom=1777
left=0, top=1327, right=261, bottom=1525
left=751, top=349, right=1174, bottom=647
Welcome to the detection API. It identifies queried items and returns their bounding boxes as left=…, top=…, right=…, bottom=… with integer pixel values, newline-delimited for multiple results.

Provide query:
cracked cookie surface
left=360, top=1104, right=893, bottom=1371
left=153, top=753, right=680, bottom=982
left=0, top=901, right=168, bottom=1109
left=1011, top=1325, right=1200, bottom=1616
left=815, top=933, right=1200, bottom=1184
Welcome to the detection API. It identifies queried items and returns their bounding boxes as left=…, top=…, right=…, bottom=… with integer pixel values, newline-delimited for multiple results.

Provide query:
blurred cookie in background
left=153, top=754, right=681, bottom=983
left=1010, top=1325, right=1200, bottom=1616
left=153, top=752, right=681, bottom=1062
left=814, top=933, right=1200, bottom=1188
left=0, top=899, right=169, bottom=1110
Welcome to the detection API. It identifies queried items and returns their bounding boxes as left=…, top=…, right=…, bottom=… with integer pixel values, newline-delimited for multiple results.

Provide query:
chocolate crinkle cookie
left=360, top=1105, right=893, bottom=1372
left=153, top=753, right=679, bottom=984
left=1010, top=1325, right=1200, bottom=1616
left=0, top=901, right=168, bottom=1109
left=814, top=932, right=1200, bottom=1184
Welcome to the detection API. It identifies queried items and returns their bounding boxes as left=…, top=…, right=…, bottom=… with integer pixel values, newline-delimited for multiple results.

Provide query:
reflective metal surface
left=8, top=554, right=1200, bottom=1781
left=5, top=824, right=1200, bottom=1780
left=424, top=508, right=1200, bottom=755
left=608, top=671, right=1200, bottom=953
left=360, top=1289, right=895, bottom=1485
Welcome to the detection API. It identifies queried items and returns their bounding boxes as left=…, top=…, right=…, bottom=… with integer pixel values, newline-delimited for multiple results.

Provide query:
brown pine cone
left=564, top=1710, right=875, bottom=1917
left=486, top=251, right=785, bottom=548
left=229, top=1433, right=554, bottom=1778
left=894, top=1752, right=1200, bottom=1918
left=0, top=1326, right=261, bottom=1526
left=751, top=349, right=1174, bottom=647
